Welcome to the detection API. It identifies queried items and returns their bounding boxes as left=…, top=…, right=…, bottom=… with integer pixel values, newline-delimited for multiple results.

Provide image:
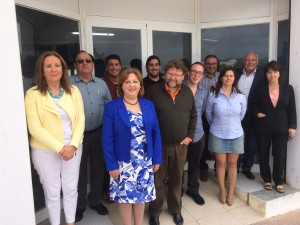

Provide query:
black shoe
left=242, top=171, right=255, bottom=180
left=172, top=213, right=183, bottom=225
left=149, top=216, right=160, bottom=225
left=75, top=208, right=85, bottom=222
left=186, top=190, right=205, bottom=205
left=90, top=203, right=109, bottom=215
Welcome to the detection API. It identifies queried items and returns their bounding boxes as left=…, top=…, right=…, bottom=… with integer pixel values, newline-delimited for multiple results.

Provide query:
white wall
left=287, top=0, right=300, bottom=189
left=0, top=0, right=35, bottom=224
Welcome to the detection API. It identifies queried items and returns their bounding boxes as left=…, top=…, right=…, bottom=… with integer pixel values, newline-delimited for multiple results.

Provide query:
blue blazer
left=102, top=97, right=162, bottom=171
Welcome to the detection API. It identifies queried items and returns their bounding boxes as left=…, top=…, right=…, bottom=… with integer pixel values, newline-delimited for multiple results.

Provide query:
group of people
left=24, top=50, right=296, bottom=225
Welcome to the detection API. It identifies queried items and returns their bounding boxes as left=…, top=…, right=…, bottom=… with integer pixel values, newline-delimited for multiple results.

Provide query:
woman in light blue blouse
left=205, top=67, right=247, bottom=206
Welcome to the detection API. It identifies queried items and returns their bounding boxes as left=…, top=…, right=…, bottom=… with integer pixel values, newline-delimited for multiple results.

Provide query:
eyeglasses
left=76, top=59, right=93, bottom=64
left=190, top=70, right=203, bottom=76
left=166, top=72, right=184, bottom=78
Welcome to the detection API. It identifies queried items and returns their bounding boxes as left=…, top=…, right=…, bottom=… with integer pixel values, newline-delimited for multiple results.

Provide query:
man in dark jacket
left=145, top=59, right=197, bottom=225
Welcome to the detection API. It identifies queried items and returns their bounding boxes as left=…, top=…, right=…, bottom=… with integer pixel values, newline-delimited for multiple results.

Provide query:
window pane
left=153, top=31, right=192, bottom=70
left=16, top=6, right=80, bottom=92
left=277, top=20, right=290, bottom=71
left=92, top=27, right=141, bottom=76
left=201, top=24, right=269, bottom=72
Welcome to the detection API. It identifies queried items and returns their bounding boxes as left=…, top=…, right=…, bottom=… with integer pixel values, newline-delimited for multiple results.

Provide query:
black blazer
left=239, top=68, right=263, bottom=124
left=252, top=83, right=297, bottom=133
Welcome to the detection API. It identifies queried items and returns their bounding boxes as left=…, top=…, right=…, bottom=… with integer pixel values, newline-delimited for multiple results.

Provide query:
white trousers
left=31, top=145, right=82, bottom=225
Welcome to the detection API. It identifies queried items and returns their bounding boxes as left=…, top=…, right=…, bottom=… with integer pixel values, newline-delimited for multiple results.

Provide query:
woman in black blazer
left=252, top=61, right=297, bottom=193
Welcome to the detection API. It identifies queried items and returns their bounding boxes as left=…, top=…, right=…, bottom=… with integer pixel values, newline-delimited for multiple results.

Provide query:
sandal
left=264, top=183, right=273, bottom=191
left=276, top=185, right=285, bottom=193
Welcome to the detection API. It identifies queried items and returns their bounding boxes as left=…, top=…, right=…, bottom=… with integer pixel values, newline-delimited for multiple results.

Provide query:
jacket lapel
left=117, top=98, right=131, bottom=128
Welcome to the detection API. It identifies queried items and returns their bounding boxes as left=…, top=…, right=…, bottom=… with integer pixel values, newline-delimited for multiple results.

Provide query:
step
left=235, top=172, right=300, bottom=218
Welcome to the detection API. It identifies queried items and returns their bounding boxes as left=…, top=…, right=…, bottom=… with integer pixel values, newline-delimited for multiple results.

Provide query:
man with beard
left=145, top=59, right=197, bottom=225
left=143, top=55, right=164, bottom=91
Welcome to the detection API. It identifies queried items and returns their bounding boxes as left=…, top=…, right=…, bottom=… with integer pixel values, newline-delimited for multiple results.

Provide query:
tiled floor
left=38, top=169, right=266, bottom=225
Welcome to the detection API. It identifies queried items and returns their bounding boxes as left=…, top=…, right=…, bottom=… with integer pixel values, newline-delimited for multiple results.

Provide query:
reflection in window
left=16, top=6, right=80, bottom=92
left=92, top=27, right=141, bottom=77
left=153, top=31, right=192, bottom=70
left=201, top=24, right=269, bottom=73
left=277, top=20, right=290, bottom=72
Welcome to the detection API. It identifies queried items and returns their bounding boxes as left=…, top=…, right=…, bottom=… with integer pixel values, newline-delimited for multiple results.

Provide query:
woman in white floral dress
left=102, top=68, right=162, bottom=225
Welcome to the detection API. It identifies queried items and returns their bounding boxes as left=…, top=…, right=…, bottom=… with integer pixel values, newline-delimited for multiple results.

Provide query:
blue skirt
left=208, top=133, right=244, bottom=154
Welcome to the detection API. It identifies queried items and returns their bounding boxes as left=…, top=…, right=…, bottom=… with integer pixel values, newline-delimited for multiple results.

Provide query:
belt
left=84, top=126, right=102, bottom=134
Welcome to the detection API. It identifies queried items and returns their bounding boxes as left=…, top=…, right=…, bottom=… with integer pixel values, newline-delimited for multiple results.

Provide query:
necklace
left=123, top=97, right=139, bottom=105
left=48, top=86, right=64, bottom=99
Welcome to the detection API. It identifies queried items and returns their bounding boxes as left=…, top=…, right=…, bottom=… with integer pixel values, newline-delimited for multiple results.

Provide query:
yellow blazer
left=25, top=85, right=85, bottom=153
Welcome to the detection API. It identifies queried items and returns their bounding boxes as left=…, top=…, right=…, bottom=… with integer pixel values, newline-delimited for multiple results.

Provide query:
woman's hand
left=152, top=164, right=160, bottom=173
left=109, top=169, right=119, bottom=179
left=59, top=145, right=77, bottom=161
left=257, top=113, right=266, bottom=118
left=288, top=128, right=296, bottom=139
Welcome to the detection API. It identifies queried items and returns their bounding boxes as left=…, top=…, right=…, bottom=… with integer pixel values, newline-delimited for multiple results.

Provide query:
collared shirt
left=143, top=75, right=164, bottom=91
left=71, top=74, right=112, bottom=131
left=199, top=71, right=220, bottom=92
left=184, top=81, right=208, bottom=142
left=238, top=69, right=256, bottom=99
left=165, top=82, right=181, bottom=102
left=205, top=88, right=247, bottom=139
left=103, top=76, right=118, bottom=100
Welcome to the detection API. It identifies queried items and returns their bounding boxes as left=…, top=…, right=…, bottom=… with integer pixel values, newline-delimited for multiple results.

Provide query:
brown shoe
left=199, top=170, right=208, bottom=182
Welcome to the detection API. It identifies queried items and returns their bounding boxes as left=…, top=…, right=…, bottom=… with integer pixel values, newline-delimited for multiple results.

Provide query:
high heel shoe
left=226, top=197, right=233, bottom=206
left=219, top=192, right=226, bottom=204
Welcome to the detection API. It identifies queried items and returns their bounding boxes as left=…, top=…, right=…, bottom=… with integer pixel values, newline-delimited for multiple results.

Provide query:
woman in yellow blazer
left=25, top=51, right=85, bottom=225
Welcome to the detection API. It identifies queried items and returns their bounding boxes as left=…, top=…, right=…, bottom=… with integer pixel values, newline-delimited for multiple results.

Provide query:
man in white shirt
left=237, top=51, right=263, bottom=180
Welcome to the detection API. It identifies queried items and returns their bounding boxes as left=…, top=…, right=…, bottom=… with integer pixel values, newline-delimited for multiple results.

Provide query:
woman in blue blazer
left=253, top=61, right=297, bottom=193
left=102, top=68, right=162, bottom=225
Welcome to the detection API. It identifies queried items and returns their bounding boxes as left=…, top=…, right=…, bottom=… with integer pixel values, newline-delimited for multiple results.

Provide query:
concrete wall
left=0, top=0, right=35, bottom=224
left=287, top=0, right=300, bottom=189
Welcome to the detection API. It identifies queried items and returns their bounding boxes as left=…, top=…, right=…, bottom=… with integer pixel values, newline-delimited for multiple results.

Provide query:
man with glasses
left=183, top=62, right=207, bottom=205
left=199, top=55, right=220, bottom=182
left=71, top=51, right=112, bottom=222
left=237, top=51, right=263, bottom=180
left=143, top=55, right=164, bottom=91
left=145, top=59, right=197, bottom=225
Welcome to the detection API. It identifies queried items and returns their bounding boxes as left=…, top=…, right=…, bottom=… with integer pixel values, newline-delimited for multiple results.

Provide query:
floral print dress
left=110, top=110, right=156, bottom=203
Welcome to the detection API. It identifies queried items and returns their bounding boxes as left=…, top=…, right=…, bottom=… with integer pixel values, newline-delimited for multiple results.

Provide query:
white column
left=286, top=0, right=300, bottom=189
left=0, top=1, right=35, bottom=224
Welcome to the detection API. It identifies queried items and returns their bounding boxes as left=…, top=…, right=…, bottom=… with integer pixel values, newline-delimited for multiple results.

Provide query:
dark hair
left=190, top=61, right=205, bottom=70
left=204, top=54, right=220, bottom=71
left=264, top=60, right=282, bottom=77
left=146, top=55, right=161, bottom=67
left=117, top=68, right=144, bottom=97
left=33, top=51, right=71, bottom=95
left=164, top=59, right=188, bottom=75
left=105, top=54, right=121, bottom=66
left=73, top=50, right=94, bottom=63
left=214, top=67, right=242, bottom=97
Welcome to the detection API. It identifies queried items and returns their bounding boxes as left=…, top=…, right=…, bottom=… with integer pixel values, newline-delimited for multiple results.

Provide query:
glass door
left=85, top=20, right=147, bottom=75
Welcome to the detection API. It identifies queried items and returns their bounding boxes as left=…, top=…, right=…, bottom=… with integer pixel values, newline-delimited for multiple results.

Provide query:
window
left=92, top=27, right=142, bottom=76
left=153, top=31, right=192, bottom=70
left=201, top=24, right=269, bottom=72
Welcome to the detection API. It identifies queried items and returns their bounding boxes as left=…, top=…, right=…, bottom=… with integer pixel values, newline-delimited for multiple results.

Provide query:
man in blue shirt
left=184, top=62, right=207, bottom=205
left=71, top=51, right=112, bottom=222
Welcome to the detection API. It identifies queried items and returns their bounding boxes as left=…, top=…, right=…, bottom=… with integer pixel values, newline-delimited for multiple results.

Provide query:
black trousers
left=256, top=131, right=288, bottom=186
left=187, top=136, right=205, bottom=193
left=77, top=127, right=105, bottom=209
left=199, top=114, right=209, bottom=171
